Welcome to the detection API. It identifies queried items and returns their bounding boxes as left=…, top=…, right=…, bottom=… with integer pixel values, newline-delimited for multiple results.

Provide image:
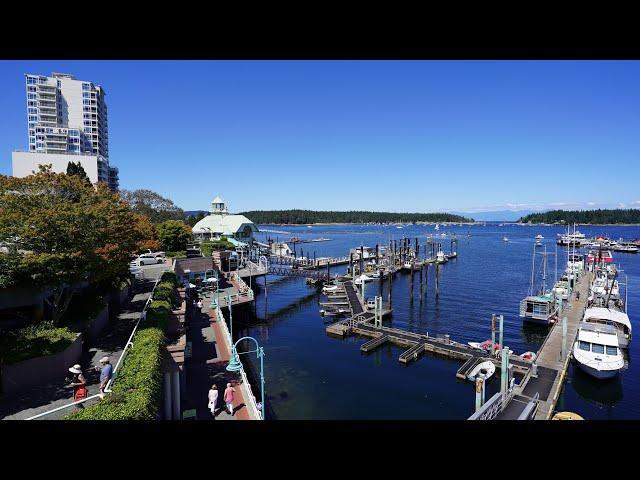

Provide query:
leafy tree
left=156, top=220, right=192, bottom=252
left=120, top=189, right=185, bottom=224
left=519, top=209, right=640, bottom=225
left=66, top=161, right=92, bottom=186
left=133, top=213, right=161, bottom=252
left=0, top=171, right=147, bottom=324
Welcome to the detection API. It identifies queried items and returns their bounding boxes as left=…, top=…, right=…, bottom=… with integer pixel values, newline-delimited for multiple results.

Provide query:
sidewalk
left=181, top=294, right=251, bottom=420
left=0, top=281, right=155, bottom=420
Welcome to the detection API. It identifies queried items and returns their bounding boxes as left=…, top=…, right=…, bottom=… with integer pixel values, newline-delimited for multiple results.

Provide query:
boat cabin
left=519, top=294, right=557, bottom=324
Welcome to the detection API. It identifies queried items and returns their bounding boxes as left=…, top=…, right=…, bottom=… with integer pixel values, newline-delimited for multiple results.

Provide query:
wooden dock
left=491, top=270, right=592, bottom=420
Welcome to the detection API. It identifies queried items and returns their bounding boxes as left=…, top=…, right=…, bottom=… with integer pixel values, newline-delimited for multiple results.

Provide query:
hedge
left=152, top=281, right=178, bottom=307
left=65, top=299, right=171, bottom=420
left=160, top=270, right=178, bottom=286
left=0, top=321, right=77, bottom=365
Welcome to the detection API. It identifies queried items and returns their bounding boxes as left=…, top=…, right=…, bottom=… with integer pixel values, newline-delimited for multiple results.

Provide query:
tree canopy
left=240, top=210, right=473, bottom=224
left=519, top=209, right=640, bottom=224
left=66, top=161, right=92, bottom=186
left=156, top=220, right=192, bottom=252
left=0, top=171, right=150, bottom=323
left=120, top=189, right=185, bottom=224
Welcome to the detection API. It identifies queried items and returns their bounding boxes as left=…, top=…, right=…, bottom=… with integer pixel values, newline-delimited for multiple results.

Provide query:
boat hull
left=575, top=361, right=619, bottom=380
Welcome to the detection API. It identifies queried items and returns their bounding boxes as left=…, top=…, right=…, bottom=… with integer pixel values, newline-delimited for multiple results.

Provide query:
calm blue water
left=235, top=223, right=640, bottom=419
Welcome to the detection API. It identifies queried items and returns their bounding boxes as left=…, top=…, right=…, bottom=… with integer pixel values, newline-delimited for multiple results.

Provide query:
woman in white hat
left=68, top=364, right=87, bottom=402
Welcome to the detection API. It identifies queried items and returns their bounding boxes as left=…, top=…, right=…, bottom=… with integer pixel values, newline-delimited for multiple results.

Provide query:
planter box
left=1, top=333, right=82, bottom=395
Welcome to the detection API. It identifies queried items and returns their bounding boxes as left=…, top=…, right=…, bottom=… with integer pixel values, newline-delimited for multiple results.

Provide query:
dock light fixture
left=226, top=336, right=266, bottom=420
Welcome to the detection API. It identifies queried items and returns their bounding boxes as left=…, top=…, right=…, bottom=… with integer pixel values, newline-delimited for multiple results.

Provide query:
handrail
left=214, top=307, right=262, bottom=420
left=25, top=278, right=162, bottom=420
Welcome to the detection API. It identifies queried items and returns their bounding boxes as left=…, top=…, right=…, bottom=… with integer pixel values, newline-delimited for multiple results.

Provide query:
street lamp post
left=226, top=336, right=266, bottom=420
left=227, top=294, right=233, bottom=343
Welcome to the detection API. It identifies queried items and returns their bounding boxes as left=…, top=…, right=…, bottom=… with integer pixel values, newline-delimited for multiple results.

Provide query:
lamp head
left=226, top=350, right=243, bottom=372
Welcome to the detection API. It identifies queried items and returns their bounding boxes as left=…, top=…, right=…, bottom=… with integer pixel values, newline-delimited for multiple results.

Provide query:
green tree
left=120, top=189, right=185, bottom=224
left=0, top=171, right=147, bottom=324
left=66, top=161, right=92, bottom=186
left=156, top=220, right=192, bottom=252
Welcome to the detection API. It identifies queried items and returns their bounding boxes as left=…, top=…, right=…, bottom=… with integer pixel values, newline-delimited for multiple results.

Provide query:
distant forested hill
left=238, top=210, right=474, bottom=224
left=519, top=209, right=640, bottom=224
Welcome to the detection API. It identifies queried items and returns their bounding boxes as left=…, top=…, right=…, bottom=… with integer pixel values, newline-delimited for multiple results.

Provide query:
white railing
left=25, top=278, right=161, bottom=420
left=214, top=306, right=262, bottom=420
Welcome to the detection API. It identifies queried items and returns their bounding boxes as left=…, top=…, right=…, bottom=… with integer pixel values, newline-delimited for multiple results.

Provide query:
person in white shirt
left=208, top=384, right=218, bottom=418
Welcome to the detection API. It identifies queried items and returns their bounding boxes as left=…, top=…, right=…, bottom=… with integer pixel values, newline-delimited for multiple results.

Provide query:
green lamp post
left=226, top=336, right=265, bottom=420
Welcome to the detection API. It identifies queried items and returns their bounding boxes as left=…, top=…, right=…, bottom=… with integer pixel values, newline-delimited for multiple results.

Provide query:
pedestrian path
left=0, top=282, right=154, bottom=420
left=181, top=297, right=250, bottom=421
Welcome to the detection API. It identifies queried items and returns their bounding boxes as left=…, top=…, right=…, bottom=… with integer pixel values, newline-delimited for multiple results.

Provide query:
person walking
left=96, top=356, right=113, bottom=394
left=68, top=364, right=87, bottom=404
left=208, top=385, right=218, bottom=418
left=224, top=382, right=236, bottom=416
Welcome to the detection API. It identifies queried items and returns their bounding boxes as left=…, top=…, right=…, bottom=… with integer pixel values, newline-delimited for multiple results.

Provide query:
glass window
left=579, top=341, right=590, bottom=352
left=28, top=108, right=37, bottom=114
left=27, top=76, right=37, bottom=84
left=592, top=343, right=605, bottom=354
left=606, top=346, right=617, bottom=356
left=83, top=99, right=90, bottom=105
left=27, top=93, right=36, bottom=99
left=82, top=83, right=91, bottom=90
left=28, top=115, right=37, bottom=121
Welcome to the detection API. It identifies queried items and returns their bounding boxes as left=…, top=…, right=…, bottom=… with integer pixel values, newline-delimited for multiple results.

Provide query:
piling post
left=491, top=314, right=496, bottom=356
left=435, top=263, right=439, bottom=298
left=498, top=315, right=504, bottom=351
left=500, top=347, right=509, bottom=398
left=376, top=244, right=379, bottom=264
left=327, top=258, right=330, bottom=282
left=475, top=376, right=483, bottom=412
left=350, top=252, right=354, bottom=280
left=388, top=267, right=393, bottom=307
left=561, top=315, right=568, bottom=360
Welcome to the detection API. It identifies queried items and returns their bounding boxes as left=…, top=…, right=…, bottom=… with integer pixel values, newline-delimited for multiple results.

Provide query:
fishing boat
left=467, top=361, right=495, bottom=382
left=586, top=249, right=613, bottom=265
left=520, top=244, right=559, bottom=325
left=573, top=322, right=624, bottom=379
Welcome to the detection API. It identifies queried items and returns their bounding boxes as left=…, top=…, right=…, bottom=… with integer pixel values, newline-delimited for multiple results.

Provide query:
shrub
left=160, top=271, right=178, bottom=287
left=0, top=322, right=77, bottom=365
left=201, top=240, right=235, bottom=257
left=152, top=282, right=178, bottom=307
left=66, top=293, right=174, bottom=419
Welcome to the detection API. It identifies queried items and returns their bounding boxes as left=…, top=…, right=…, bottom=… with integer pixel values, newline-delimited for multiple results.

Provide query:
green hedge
left=201, top=240, right=234, bottom=257
left=152, top=281, right=178, bottom=308
left=160, top=271, right=178, bottom=286
left=65, top=298, right=171, bottom=420
left=0, top=322, right=77, bottom=365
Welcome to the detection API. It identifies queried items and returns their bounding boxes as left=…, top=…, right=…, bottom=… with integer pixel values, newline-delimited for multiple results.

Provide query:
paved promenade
left=1, top=282, right=154, bottom=420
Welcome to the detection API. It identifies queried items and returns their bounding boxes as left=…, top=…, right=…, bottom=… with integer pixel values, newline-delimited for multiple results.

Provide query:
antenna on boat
left=529, top=242, right=536, bottom=297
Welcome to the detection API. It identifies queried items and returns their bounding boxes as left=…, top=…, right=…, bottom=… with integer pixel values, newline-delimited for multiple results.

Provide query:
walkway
left=1, top=281, right=155, bottom=420
left=181, top=295, right=251, bottom=420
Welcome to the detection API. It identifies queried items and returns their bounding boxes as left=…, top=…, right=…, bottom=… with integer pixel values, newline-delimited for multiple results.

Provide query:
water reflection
left=569, top=364, right=624, bottom=408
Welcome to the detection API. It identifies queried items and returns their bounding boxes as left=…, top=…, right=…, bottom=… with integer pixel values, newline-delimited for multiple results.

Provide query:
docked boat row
left=573, top=249, right=631, bottom=380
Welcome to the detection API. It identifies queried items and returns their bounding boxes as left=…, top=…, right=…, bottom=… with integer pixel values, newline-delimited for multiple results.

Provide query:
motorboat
left=557, top=230, right=587, bottom=247
left=467, top=361, right=496, bottom=382
left=354, top=274, right=373, bottom=285
left=320, top=307, right=349, bottom=317
left=434, top=223, right=440, bottom=230
left=519, top=351, right=537, bottom=362
left=583, top=307, right=631, bottom=349
left=468, top=340, right=513, bottom=356
left=535, top=234, right=544, bottom=240
left=503, top=237, right=509, bottom=242
left=573, top=322, right=624, bottom=379
left=322, top=284, right=342, bottom=294
left=446, top=251, right=458, bottom=259
left=610, top=242, right=639, bottom=253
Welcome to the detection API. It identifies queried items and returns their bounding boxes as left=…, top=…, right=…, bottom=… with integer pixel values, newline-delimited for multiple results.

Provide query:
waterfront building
left=11, top=72, right=118, bottom=191
left=192, top=196, right=258, bottom=243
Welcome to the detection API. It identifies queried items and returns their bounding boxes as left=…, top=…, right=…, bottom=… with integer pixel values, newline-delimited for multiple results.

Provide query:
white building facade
left=192, top=196, right=258, bottom=244
left=12, top=72, right=118, bottom=191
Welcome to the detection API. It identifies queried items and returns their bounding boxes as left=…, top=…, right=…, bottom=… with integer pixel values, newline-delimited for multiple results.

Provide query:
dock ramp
left=399, top=343, right=425, bottom=363
left=361, top=335, right=389, bottom=353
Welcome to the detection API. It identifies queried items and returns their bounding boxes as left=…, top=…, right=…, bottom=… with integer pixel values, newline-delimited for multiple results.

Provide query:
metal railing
left=25, top=278, right=161, bottom=420
left=214, top=306, right=262, bottom=420
left=468, top=392, right=505, bottom=420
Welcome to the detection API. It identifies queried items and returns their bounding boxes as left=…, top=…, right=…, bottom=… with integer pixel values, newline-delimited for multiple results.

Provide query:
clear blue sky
left=2, top=60, right=639, bottom=213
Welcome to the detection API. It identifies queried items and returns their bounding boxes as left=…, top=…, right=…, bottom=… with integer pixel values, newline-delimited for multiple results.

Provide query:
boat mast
left=529, top=242, right=536, bottom=297
left=542, top=244, right=548, bottom=294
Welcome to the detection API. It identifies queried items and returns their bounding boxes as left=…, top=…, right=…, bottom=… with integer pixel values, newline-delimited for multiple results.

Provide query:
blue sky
left=2, top=60, right=640, bottom=213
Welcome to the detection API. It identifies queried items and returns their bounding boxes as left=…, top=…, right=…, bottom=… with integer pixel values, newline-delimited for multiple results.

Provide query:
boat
left=322, top=284, right=342, bottom=294
left=610, top=241, right=639, bottom=253
left=396, top=226, right=403, bottom=229
left=503, top=237, right=509, bottom=242
left=520, top=351, right=537, bottom=362
left=583, top=307, right=632, bottom=349
left=354, top=274, right=373, bottom=285
left=552, top=412, right=584, bottom=420
left=557, top=228, right=587, bottom=247
left=434, top=223, right=440, bottom=231
left=587, top=249, right=613, bottom=265
left=467, top=361, right=496, bottom=382
left=573, top=322, right=624, bottom=379
left=446, top=251, right=457, bottom=259
left=435, top=248, right=448, bottom=264
left=535, top=234, right=544, bottom=240
left=320, top=307, right=349, bottom=317
left=468, top=340, right=513, bottom=356
left=535, top=239, right=542, bottom=247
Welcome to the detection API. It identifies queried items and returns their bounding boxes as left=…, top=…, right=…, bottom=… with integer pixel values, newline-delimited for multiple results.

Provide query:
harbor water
left=235, top=223, right=640, bottom=419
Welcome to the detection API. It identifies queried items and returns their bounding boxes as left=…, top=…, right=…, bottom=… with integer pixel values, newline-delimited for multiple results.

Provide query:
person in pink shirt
left=224, top=382, right=236, bottom=415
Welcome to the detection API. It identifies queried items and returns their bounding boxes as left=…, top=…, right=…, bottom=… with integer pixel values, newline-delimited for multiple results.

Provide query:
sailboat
left=434, top=223, right=440, bottom=231
left=520, top=244, right=559, bottom=325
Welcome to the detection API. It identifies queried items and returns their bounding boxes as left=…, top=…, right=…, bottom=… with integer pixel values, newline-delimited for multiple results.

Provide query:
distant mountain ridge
left=451, top=209, right=541, bottom=221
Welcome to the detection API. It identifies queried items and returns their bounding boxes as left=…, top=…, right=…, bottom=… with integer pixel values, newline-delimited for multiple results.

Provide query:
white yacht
left=583, top=307, right=632, bottom=349
left=573, top=322, right=624, bottom=379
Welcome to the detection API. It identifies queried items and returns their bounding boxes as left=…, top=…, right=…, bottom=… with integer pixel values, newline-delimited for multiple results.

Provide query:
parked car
left=146, top=249, right=166, bottom=259
left=138, top=253, right=164, bottom=265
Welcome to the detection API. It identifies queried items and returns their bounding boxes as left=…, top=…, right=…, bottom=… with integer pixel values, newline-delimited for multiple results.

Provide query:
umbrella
left=204, top=277, right=218, bottom=283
